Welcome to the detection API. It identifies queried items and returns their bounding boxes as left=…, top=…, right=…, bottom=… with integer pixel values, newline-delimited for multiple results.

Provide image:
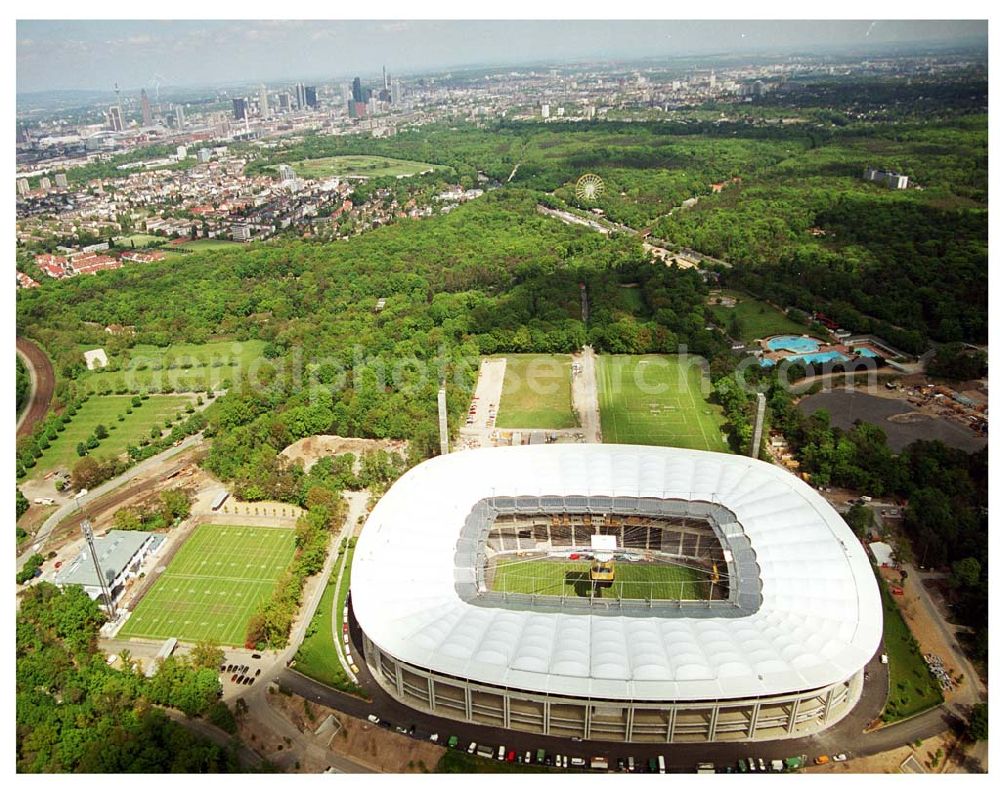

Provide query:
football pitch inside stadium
left=597, top=354, right=729, bottom=452
left=489, top=558, right=712, bottom=601
left=119, top=524, right=296, bottom=646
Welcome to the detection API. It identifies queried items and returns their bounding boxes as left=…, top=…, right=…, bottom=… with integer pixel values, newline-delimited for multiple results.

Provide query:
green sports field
left=119, top=524, right=296, bottom=646
left=597, top=354, right=728, bottom=452
left=495, top=354, right=578, bottom=429
left=489, top=558, right=710, bottom=601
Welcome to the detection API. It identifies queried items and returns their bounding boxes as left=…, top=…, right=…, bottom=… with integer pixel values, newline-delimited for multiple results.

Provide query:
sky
left=16, top=19, right=988, bottom=94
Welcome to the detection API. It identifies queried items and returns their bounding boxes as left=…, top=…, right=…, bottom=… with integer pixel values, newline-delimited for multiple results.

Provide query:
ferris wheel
left=575, top=173, right=605, bottom=202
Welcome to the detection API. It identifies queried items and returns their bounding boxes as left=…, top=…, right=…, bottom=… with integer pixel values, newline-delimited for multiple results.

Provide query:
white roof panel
left=352, top=444, right=882, bottom=702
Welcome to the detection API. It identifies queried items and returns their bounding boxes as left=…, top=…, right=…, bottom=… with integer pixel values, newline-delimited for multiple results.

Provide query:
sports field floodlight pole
left=79, top=503, right=115, bottom=618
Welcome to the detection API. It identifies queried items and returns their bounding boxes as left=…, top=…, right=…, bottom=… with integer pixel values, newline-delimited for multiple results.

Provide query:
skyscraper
left=107, top=105, right=124, bottom=132
left=352, top=77, right=363, bottom=103
left=304, top=86, right=318, bottom=108
left=232, top=97, right=248, bottom=121
left=174, top=105, right=186, bottom=129
left=278, top=92, right=290, bottom=110
left=391, top=79, right=401, bottom=105
left=294, top=83, right=307, bottom=110
left=383, top=65, right=388, bottom=91
left=259, top=84, right=270, bottom=119
left=140, top=89, right=152, bottom=125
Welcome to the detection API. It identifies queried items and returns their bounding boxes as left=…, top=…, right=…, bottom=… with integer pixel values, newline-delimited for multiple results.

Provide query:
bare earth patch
left=280, top=435, right=407, bottom=473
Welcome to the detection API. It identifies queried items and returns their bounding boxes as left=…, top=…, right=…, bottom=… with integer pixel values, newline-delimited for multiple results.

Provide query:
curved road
left=275, top=601, right=957, bottom=773
left=16, top=336, right=54, bottom=437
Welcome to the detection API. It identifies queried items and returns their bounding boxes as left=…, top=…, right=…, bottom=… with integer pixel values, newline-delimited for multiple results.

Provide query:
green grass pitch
left=495, top=354, right=578, bottom=429
left=490, top=559, right=711, bottom=601
left=119, top=524, right=296, bottom=646
left=597, top=354, right=729, bottom=452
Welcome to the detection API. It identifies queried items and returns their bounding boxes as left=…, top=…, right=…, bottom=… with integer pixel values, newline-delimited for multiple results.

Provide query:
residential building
left=54, top=173, right=68, bottom=189
left=16, top=178, right=29, bottom=196
left=232, top=223, right=252, bottom=242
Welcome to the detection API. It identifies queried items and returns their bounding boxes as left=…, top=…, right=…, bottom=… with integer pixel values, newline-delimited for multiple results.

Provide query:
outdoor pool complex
left=766, top=335, right=821, bottom=353
left=855, top=347, right=881, bottom=358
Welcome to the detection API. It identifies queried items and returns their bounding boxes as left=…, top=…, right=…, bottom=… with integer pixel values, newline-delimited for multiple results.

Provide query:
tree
left=189, top=641, right=225, bottom=672
left=71, top=456, right=101, bottom=491
left=16, top=488, right=29, bottom=520
left=94, top=424, right=109, bottom=440
left=969, top=703, right=987, bottom=741
left=951, top=557, right=981, bottom=590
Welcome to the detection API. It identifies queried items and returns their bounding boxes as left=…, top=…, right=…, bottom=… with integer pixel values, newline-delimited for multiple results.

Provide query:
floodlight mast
left=80, top=519, right=115, bottom=617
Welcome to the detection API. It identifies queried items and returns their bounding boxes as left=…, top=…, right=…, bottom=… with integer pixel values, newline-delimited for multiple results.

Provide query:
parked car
left=497, top=746, right=505, bottom=761
left=447, top=735, right=459, bottom=749
left=833, top=754, right=849, bottom=762
left=506, top=750, right=516, bottom=763
left=429, top=733, right=439, bottom=743
left=569, top=757, right=586, bottom=768
left=814, top=755, right=830, bottom=765
left=466, top=742, right=477, bottom=755
left=367, top=714, right=380, bottom=724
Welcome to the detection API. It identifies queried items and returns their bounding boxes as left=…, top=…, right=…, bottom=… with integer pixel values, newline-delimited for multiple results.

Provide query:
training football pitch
left=495, top=354, right=578, bottom=429
left=597, top=354, right=728, bottom=452
left=489, top=558, right=710, bottom=601
left=119, top=524, right=296, bottom=646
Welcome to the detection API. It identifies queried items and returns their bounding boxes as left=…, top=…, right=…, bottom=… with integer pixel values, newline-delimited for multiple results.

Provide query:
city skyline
left=17, top=19, right=987, bottom=94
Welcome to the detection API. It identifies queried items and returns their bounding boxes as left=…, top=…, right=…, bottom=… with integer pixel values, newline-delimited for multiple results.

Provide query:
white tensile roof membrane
left=352, top=444, right=882, bottom=702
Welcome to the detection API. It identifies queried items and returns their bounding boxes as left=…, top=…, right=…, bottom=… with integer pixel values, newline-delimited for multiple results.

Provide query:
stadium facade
left=352, top=444, right=882, bottom=742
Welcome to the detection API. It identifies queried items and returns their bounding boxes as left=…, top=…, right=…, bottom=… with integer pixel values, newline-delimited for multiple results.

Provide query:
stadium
left=351, top=444, right=882, bottom=743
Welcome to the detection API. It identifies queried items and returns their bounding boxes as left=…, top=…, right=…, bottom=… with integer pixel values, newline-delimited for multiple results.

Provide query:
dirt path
left=572, top=346, right=602, bottom=443
left=16, top=336, right=55, bottom=437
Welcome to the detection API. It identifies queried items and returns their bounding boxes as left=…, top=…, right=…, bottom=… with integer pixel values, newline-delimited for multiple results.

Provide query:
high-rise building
left=541, top=104, right=550, bottom=119
left=197, top=148, right=212, bottom=163
left=347, top=99, right=367, bottom=119
left=277, top=164, right=296, bottom=182
left=278, top=92, right=291, bottom=111
left=140, top=89, right=152, bottom=125
left=391, top=79, right=401, bottom=105
left=304, top=86, right=318, bottom=108
left=383, top=65, right=389, bottom=91
left=352, top=77, right=363, bottom=103
left=176, top=145, right=188, bottom=159
left=16, top=179, right=29, bottom=196
left=258, top=84, right=269, bottom=119
left=107, top=105, right=124, bottom=132
left=174, top=105, right=186, bottom=129
left=294, top=83, right=306, bottom=110
left=39, top=176, right=51, bottom=191
left=54, top=173, right=68, bottom=189
left=232, top=97, right=248, bottom=121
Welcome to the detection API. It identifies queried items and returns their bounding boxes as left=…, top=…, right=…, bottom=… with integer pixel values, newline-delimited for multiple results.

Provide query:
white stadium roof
left=352, top=444, right=882, bottom=702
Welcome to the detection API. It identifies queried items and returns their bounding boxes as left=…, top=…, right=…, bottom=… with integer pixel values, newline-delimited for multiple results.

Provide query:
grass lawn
left=489, top=558, right=709, bottom=601
left=293, top=540, right=366, bottom=696
left=436, top=750, right=556, bottom=774
left=495, top=354, right=578, bottom=429
left=175, top=238, right=244, bottom=250
left=113, top=233, right=164, bottom=247
left=879, top=576, right=944, bottom=722
left=119, top=524, right=296, bottom=646
left=81, top=339, right=267, bottom=394
left=597, top=354, right=728, bottom=452
left=291, top=154, right=441, bottom=180
left=707, top=289, right=808, bottom=342
left=27, top=394, right=195, bottom=479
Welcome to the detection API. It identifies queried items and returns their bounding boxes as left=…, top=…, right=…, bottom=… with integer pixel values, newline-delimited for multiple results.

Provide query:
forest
left=17, top=583, right=245, bottom=772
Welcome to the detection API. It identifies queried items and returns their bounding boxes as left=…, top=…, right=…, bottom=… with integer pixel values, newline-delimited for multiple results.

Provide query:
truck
left=697, top=763, right=715, bottom=774
left=657, top=755, right=666, bottom=774
left=477, top=745, right=494, bottom=759
left=590, top=757, right=609, bottom=771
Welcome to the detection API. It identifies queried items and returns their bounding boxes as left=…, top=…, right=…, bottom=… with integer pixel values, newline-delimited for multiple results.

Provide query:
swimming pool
left=759, top=351, right=849, bottom=367
left=854, top=347, right=881, bottom=358
left=767, top=335, right=821, bottom=353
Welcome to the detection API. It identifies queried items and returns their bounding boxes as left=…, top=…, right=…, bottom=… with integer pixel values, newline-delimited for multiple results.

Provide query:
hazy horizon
left=17, top=19, right=987, bottom=95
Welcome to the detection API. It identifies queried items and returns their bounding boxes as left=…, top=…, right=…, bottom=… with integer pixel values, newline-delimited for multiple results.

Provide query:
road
left=161, top=707, right=264, bottom=769
left=16, top=433, right=206, bottom=569
left=274, top=597, right=957, bottom=774
left=16, top=336, right=55, bottom=437
left=902, top=562, right=986, bottom=707
left=571, top=346, right=601, bottom=444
